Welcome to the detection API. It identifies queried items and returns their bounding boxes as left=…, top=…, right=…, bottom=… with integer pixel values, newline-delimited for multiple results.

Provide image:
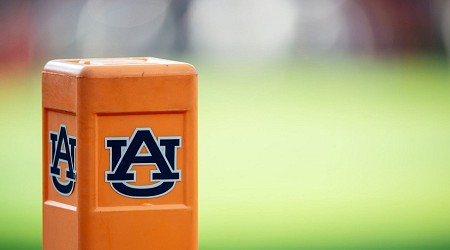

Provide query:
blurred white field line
left=188, top=0, right=374, bottom=59
left=76, top=0, right=171, bottom=57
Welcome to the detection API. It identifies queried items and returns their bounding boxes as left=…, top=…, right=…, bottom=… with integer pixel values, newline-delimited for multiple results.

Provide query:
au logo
left=50, top=125, right=77, bottom=196
left=105, top=128, right=182, bottom=198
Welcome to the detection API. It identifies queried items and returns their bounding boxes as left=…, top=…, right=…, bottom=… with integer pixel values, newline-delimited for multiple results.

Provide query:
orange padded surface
left=42, top=57, right=198, bottom=250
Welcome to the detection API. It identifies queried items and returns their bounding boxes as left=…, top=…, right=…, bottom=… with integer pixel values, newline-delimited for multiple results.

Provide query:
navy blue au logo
left=105, top=128, right=181, bottom=198
left=50, top=125, right=77, bottom=196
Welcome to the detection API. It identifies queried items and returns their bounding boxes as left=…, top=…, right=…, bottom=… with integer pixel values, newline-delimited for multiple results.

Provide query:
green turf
left=1, top=57, right=450, bottom=249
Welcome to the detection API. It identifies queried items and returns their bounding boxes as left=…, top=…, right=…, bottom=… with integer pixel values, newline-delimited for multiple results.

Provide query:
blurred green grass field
left=1, top=58, right=450, bottom=249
